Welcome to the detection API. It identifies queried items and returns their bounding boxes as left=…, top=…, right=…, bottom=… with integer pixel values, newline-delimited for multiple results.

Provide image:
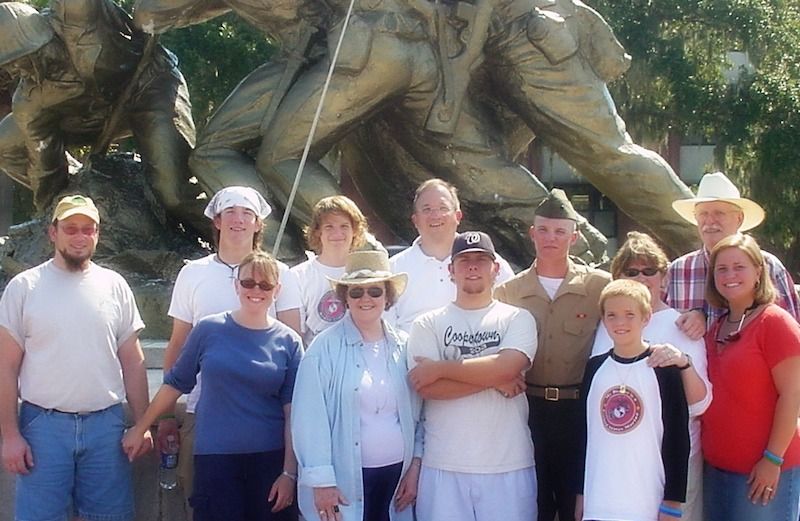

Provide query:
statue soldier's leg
left=0, top=114, right=32, bottom=188
left=487, top=25, right=697, bottom=255
left=128, top=61, right=207, bottom=232
left=189, top=61, right=289, bottom=196
left=256, top=31, right=438, bottom=223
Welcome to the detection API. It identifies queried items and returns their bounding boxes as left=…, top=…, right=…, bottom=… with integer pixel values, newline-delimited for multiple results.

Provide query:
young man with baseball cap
left=494, top=189, right=610, bottom=521
left=0, top=194, right=151, bottom=521
left=157, top=186, right=302, bottom=517
left=666, top=172, right=799, bottom=338
left=407, top=231, right=538, bottom=521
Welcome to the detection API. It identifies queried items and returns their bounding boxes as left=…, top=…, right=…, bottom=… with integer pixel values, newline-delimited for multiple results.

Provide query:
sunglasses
left=715, top=312, right=747, bottom=346
left=238, top=278, right=275, bottom=291
left=622, top=267, right=660, bottom=277
left=348, top=286, right=384, bottom=299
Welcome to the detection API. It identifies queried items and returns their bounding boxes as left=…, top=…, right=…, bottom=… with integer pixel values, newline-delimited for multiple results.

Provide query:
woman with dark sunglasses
left=292, top=250, right=422, bottom=521
left=590, top=231, right=711, bottom=521
left=123, top=250, right=303, bottom=521
left=702, top=234, right=800, bottom=521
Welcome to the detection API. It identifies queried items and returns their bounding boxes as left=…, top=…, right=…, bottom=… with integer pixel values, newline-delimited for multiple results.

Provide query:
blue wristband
left=763, top=449, right=784, bottom=466
left=659, top=505, right=682, bottom=518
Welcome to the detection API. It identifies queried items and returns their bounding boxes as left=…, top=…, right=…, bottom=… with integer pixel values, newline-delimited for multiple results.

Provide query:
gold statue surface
left=1, top=0, right=699, bottom=262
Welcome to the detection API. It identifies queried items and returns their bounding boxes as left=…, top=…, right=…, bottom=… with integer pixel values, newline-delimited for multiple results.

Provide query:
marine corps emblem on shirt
left=601, top=386, right=643, bottom=434
left=317, top=289, right=346, bottom=323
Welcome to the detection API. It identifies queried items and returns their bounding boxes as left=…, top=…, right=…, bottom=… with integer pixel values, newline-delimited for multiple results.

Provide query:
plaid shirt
left=664, top=248, right=800, bottom=325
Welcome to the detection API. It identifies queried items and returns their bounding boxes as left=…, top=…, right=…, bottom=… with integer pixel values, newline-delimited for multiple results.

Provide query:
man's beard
left=59, top=248, right=93, bottom=272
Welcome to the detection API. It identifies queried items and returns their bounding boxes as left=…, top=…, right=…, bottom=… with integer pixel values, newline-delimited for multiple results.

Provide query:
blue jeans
left=15, top=402, right=133, bottom=521
left=704, top=463, right=800, bottom=521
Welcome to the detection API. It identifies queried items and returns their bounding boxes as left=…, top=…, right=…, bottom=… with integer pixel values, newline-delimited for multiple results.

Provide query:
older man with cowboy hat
left=666, top=171, right=800, bottom=338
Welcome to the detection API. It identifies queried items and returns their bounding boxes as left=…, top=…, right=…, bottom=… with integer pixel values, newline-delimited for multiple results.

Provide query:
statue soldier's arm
left=133, top=0, right=231, bottom=34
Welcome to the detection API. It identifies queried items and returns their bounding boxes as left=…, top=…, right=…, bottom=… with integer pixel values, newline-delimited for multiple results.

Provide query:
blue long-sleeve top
left=291, top=314, right=422, bottom=521
left=165, top=312, right=303, bottom=455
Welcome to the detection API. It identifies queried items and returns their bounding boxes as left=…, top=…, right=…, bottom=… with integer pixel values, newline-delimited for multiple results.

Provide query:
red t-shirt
left=703, top=304, right=800, bottom=473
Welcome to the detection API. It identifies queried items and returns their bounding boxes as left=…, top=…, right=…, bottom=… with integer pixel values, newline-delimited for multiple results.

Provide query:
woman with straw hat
left=292, top=250, right=421, bottom=521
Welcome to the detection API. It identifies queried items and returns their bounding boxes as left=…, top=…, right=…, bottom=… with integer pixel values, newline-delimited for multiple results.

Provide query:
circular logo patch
left=317, top=289, right=345, bottom=323
left=600, top=386, right=643, bottom=434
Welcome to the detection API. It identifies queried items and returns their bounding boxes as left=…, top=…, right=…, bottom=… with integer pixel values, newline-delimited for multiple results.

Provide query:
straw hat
left=328, top=250, right=407, bottom=296
left=672, top=172, right=764, bottom=231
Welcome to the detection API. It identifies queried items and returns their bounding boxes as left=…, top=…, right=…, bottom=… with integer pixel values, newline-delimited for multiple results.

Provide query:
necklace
left=362, top=336, right=391, bottom=414
left=716, top=304, right=758, bottom=347
left=610, top=347, right=650, bottom=394
left=215, top=254, right=238, bottom=280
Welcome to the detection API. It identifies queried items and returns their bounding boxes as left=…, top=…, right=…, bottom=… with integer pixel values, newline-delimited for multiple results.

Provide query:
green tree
left=594, top=0, right=800, bottom=274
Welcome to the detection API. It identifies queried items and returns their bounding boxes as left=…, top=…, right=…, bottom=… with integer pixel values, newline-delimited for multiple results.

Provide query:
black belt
left=22, top=401, right=117, bottom=416
left=527, top=384, right=581, bottom=401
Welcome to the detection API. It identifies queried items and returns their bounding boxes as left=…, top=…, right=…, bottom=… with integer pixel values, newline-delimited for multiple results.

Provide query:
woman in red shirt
left=703, top=234, right=800, bottom=521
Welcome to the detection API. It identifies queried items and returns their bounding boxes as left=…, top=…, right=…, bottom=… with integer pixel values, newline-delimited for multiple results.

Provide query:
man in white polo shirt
left=390, top=179, right=515, bottom=333
left=0, top=194, right=150, bottom=521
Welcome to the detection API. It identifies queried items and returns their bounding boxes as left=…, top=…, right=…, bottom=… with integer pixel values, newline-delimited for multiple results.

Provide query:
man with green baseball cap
left=0, top=193, right=151, bottom=521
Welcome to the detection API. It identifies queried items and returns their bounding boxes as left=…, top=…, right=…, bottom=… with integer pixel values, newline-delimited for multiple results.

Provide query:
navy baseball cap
left=451, top=231, right=496, bottom=259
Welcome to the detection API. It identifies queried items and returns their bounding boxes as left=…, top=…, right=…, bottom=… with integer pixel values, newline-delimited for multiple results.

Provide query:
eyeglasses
left=347, top=286, right=384, bottom=299
left=694, top=209, right=739, bottom=221
left=238, top=279, right=275, bottom=291
left=622, top=267, right=660, bottom=277
left=60, top=225, right=98, bottom=236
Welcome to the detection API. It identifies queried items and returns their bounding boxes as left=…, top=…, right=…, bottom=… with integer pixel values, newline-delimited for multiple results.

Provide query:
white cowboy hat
left=672, top=172, right=765, bottom=231
left=328, top=250, right=408, bottom=297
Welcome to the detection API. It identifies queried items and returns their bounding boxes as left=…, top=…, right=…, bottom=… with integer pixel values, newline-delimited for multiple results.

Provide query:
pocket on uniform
left=563, top=319, right=585, bottom=336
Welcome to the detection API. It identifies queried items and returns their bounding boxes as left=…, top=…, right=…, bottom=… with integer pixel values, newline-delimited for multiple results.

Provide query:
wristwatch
left=678, top=353, right=692, bottom=371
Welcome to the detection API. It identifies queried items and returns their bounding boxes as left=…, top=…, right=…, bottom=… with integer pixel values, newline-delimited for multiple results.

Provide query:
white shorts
left=416, top=465, right=537, bottom=521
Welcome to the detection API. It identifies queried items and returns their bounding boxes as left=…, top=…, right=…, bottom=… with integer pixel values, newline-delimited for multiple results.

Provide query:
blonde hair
left=706, top=234, right=775, bottom=308
left=610, top=231, right=669, bottom=280
left=239, top=250, right=278, bottom=283
left=599, top=279, right=652, bottom=316
left=304, top=196, right=368, bottom=253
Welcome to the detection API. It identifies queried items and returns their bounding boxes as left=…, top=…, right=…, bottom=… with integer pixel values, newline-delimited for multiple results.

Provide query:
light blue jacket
left=292, top=314, right=422, bottom=521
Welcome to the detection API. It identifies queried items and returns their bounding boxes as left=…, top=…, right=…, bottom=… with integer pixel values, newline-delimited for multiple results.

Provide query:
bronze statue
left=0, top=0, right=202, bottom=230
left=136, top=0, right=693, bottom=258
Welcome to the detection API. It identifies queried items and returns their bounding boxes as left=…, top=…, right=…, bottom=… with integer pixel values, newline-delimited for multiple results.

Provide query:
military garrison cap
left=534, top=189, right=579, bottom=221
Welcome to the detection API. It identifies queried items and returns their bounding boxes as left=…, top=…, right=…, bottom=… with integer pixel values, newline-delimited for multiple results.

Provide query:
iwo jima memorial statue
left=0, top=0, right=698, bottom=293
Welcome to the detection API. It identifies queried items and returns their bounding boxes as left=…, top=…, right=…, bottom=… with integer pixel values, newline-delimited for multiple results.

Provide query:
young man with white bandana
left=157, top=186, right=302, bottom=517
left=407, top=231, right=537, bottom=521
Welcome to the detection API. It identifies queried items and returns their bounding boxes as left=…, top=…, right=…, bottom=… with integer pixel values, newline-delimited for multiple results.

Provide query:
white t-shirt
left=390, top=238, right=515, bottom=333
left=537, top=275, right=563, bottom=300
left=358, top=339, right=404, bottom=468
left=168, top=253, right=301, bottom=412
left=582, top=354, right=687, bottom=520
left=407, top=300, right=537, bottom=473
left=0, top=260, right=145, bottom=412
left=591, top=307, right=711, bottom=456
left=290, top=257, right=346, bottom=343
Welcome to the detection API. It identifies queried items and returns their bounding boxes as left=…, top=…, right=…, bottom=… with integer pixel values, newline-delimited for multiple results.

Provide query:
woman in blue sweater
left=123, top=250, right=303, bottom=521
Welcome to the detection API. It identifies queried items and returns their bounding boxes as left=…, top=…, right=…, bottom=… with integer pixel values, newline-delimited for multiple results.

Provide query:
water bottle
left=159, top=435, right=179, bottom=490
